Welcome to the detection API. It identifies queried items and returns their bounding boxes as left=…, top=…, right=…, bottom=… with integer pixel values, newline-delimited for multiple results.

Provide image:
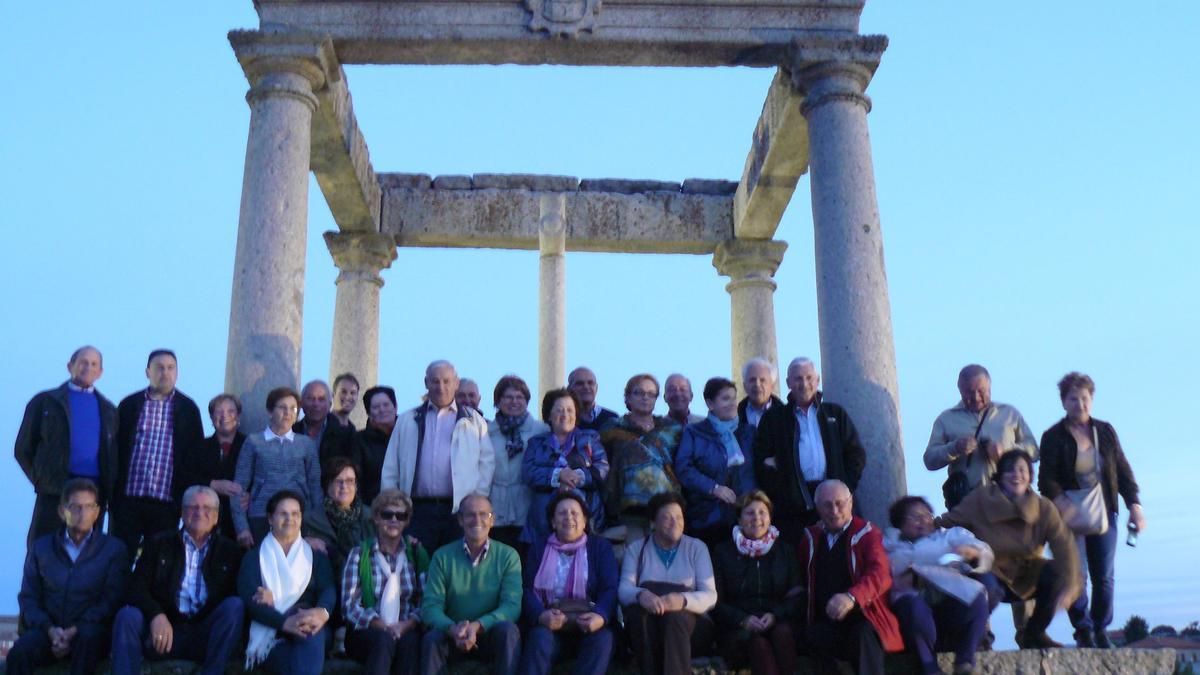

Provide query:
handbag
left=1062, top=426, right=1109, bottom=536
left=551, top=597, right=596, bottom=632
left=942, top=408, right=991, bottom=509
left=629, top=536, right=692, bottom=603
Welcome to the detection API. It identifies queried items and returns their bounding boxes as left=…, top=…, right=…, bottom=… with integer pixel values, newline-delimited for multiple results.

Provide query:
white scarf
left=245, top=534, right=313, bottom=669
left=373, top=545, right=409, bottom=624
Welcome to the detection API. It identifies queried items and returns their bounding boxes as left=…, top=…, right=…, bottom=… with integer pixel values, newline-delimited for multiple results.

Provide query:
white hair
left=814, top=479, right=850, bottom=501
left=787, top=356, right=816, bottom=373
left=741, top=357, right=778, bottom=384
left=426, top=359, right=457, bottom=378
left=182, top=484, right=219, bottom=508
left=300, top=379, right=330, bottom=397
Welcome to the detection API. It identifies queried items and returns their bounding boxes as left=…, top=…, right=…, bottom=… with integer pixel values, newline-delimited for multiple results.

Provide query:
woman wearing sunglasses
left=341, top=489, right=431, bottom=675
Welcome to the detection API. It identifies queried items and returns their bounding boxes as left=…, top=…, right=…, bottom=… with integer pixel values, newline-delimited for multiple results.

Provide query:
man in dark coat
left=16, top=346, right=120, bottom=546
left=738, top=357, right=784, bottom=431
left=110, top=485, right=244, bottom=675
left=753, top=357, right=866, bottom=538
left=9, top=478, right=129, bottom=675
left=293, top=379, right=355, bottom=476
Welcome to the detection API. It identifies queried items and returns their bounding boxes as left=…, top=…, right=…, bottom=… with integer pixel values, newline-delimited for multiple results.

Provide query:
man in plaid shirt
left=111, top=350, right=205, bottom=557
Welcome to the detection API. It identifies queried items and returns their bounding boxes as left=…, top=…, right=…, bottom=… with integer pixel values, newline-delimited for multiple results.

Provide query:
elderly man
left=331, top=373, right=361, bottom=429
left=382, top=360, right=495, bottom=552
left=798, top=480, right=902, bottom=675
left=16, top=346, right=119, bottom=546
left=924, top=364, right=1038, bottom=509
left=753, top=357, right=867, bottom=536
left=738, top=357, right=783, bottom=431
left=112, top=349, right=206, bottom=557
left=663, top=373, right=704, bottom=427
left=178, top=394, right=248, bottom=541
left=9, top=478, right=129, bottom=675
left=110, top=485, right=244, bottom=675
left=294, top=379, right=355, bottom=470
left=455, top=378, right=484, bottom=417
left=568, top=367, right=619, bottom=432
left=421, top=493, right=522, bottom=675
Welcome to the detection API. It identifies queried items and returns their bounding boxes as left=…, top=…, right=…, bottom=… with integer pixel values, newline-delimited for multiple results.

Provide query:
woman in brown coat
left=936, top=450, right=1080, bottom=649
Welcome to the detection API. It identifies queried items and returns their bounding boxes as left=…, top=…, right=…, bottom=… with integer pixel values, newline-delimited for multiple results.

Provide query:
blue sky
left=2, top=1, right=1197, bottom=645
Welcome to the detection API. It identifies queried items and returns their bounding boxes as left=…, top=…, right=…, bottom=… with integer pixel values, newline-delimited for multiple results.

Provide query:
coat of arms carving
left=525, top=0, right=602, bottom=38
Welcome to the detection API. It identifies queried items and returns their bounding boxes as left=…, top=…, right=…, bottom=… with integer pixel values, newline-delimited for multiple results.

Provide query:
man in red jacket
left=799, top=480, right=903, bottom=675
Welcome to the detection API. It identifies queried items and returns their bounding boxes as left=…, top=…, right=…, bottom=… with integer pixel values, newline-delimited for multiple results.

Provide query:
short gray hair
left=426, top=360, right=457, bottom=378
left=741, top=357, right=778, bottom=384
left=814, top=479, right=850, bottom=501
left=957, top=364, right=990, bottom=387
left=182, top=485, right=219, bottom=508
left=787, top=356, right=815, bottom=374
left=300, top=379, right=330, bottom=398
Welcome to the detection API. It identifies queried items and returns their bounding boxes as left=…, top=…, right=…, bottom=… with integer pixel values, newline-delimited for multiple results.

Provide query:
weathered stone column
left=712, top=239, right=788, bottom=399
left=325, top=231, right=397, bottom=428
left=224, top=34, right=333, bottom=431
left=795, top=55, right=904, bottom=525
left=538, top=194, right=567, bottom=407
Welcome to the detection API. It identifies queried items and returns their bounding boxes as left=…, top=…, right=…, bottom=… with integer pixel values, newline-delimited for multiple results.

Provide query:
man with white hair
left=753, top=357, right=866, bottom=536
left=294, top=379, right=355, bottom=470
left=738, top=357, right=783, bottom=430
left=382, top=360, right=495, bottom=551
left=455, top=378, right=485, bottom=419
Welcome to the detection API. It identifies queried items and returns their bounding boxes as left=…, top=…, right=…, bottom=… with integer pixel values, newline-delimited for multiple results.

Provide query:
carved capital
left=230, top=31, right=338, bottom=111
left=538, top=194, right=567, bottom=256
left=786, top=35, right=887, bottom=116
left=713, top=239, right=788, bottom=287
left=324, top=231, right=398, bottom=286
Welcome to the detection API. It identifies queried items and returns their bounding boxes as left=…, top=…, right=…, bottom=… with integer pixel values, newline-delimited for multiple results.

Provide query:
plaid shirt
left=341, top=540, right=419, bottom=629
left=177, top=530, right=210, bottom=616
left=125, top=390, right=176, bottom=501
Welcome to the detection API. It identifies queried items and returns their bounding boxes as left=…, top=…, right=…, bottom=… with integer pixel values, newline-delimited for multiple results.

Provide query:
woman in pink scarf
left=518, top=492, right=618, bottom=675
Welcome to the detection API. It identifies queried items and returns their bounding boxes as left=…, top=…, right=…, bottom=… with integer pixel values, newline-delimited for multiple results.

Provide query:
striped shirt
left=341, top=540, right=418, bottom=629
left=178, top=530, right=210, bottom=616
left=126, top=390, right=176, bottom=501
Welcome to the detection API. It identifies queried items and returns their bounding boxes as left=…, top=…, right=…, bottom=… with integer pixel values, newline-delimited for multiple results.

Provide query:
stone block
left=682, top=179, right=738, bottom=195
left=378, top=173, right=432, bottom=190
left=472, top=174, right=578, bottom=191
left=432, top=175, right=472, bottom=190
left=579, top=178, right=681, bottom=194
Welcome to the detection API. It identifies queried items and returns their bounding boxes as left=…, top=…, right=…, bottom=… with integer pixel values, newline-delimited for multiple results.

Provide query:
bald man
left=568, top=367, right=619, bottom=432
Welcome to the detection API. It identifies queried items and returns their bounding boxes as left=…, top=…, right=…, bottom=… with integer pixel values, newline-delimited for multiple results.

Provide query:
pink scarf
left=733, top=524, right=779, bottom=558
left=533, top=533, right=589, bottom=605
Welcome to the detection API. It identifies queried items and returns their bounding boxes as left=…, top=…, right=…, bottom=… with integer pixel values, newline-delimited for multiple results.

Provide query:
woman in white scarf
left=238, top=489, right=335, bottom=674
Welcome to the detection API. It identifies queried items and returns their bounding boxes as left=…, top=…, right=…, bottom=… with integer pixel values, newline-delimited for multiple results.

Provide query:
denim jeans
left=1068, top=512, right=1119, bottom=632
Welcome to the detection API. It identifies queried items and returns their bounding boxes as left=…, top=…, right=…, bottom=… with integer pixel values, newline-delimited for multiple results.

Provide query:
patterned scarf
left=325, top=497, right=367, bottom=555
left=533, top=533, right=589, bottom=604
left=496, top=412, right=529, bottom=460
left=707, top=413, right=744, bottom=466
left=733, top=524, right=779, bottom=558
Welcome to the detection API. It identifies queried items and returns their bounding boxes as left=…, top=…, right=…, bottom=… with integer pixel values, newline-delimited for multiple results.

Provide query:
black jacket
left=15, top=382, right=119, bottom=499
left=116, top=389, right=205, bottom=507
left=20, top=530, right=129, bottom=631
left=353, top=423, right=392, bottom=507
left=182, top=432, right=247, bottom=539
left=711, top=536, right=803, bottom=629
left=126, top=529, right=242, bottom=625
left=752, top=392, right=866, bottom=513
left=737, top=394, right=784, bottom=428
left=1038, top=417, right=1140, bottom=515
left=293, top=416, right=355, bottom=477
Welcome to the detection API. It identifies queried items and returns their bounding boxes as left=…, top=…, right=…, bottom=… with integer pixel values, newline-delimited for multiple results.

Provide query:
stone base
left=0, top=648, right=1177, bottom=674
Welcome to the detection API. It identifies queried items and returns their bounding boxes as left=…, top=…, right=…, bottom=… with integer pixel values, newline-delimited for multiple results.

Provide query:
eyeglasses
left=331, top=478, right=357, bottom=488
left=460, top=511, right=494, bottom=522
left=629, top=390, right=658, bottom=399
left=378, top=510, right=410, bottom=522
left=903, top=512, right=933, bottom=524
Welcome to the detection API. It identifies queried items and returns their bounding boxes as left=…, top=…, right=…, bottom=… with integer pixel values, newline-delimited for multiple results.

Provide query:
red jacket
left=799, top=516, right=904, bottom=653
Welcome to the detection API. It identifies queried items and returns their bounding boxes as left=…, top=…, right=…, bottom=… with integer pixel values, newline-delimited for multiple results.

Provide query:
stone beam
left=379, top=174, right=735, bottom=254
left=734, top=68, right=809, bottom=239
left=308, top=53, right=381, bottom=232
left=253, top=1, right=868, bottom=67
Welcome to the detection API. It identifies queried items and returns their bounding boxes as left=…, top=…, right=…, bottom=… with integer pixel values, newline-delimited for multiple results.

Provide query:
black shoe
left=1094, top=630, right=1113, bottom=649
left=1018, top=631, right=1063, bottom=649
left=978, top=629, right=995, bottom=651
left=1074, top=628, right=1096, bottom=648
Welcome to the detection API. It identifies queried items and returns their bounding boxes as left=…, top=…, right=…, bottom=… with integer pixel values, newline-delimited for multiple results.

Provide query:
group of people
left=11, top=346, right=1145, bottom=675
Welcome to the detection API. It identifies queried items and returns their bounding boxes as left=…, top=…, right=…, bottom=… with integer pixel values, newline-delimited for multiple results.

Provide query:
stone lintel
left=252, top=2, right=866, bottom=67
left=734, top=68, right=809, bottom=239
left=310, top=64, right=382, bottom=232
left=712, top=238, right=788, bottom=281
left=380, top=175, right=732, bottom=254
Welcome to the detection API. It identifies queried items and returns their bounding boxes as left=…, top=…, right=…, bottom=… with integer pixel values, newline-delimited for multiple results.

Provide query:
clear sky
left=2, top=1, right=1197, bottom=647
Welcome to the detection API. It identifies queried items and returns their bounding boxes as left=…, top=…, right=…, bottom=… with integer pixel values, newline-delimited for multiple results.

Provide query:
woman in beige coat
left=936, top=450, right=1080, bottom=649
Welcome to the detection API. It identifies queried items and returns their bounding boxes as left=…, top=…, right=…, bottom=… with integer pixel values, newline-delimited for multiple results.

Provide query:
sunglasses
left=378, top=510, right=410, bottom=522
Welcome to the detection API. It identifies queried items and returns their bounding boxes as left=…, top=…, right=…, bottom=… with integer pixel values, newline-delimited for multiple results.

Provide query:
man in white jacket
left=381, top=360, right=495, bottom=551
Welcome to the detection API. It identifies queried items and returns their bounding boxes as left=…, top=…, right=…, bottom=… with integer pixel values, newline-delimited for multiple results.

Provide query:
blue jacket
left=19, top=529, right=129, bottom=631
left=522, top=430, right=609, bottom=542
left=521, top=535, right=619, bottom=628
left=675, top=418, right=757, bottom=533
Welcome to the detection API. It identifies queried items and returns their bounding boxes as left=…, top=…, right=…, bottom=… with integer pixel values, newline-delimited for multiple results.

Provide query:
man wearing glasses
left=109, top=485, right=244, bottom=675
left=9, top=478, right=129, bottom=675
left=420, top=494, right=522, bottom=675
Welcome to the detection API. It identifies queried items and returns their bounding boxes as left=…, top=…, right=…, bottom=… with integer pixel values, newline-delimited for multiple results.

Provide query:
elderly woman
left=619, top=491, right=717, bottom=675
left=354, top=386, right=398, bottom=508
left=232, top=387, right=331, bottom=551
left=487, top=375, right=550, bottom=552
left=308, top=456, right=374, bottom=577
left=523, top=388, right=609, bottom=543
left=937, top=450, right=1080, bottom=649
left=885, top=496, right=995, bottom=675
left=1038, top=372, right=1145, bottom=649
left=602, top=374, right=682, bottom=542
left=519, top=491, right=618, bottom=675
left=675, top=377, right=757, bottom=545
left=711, top=490, right=800, bottom=675
left=341, top=489, right=430, bottom=675
left=238, top=490, right=336, bottom=675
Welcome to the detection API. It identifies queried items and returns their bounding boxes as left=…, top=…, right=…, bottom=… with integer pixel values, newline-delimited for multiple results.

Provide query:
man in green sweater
left=420, top=493, right=522, bottom=675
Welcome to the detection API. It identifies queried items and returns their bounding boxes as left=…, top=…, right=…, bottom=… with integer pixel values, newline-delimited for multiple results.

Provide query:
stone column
left=325, top=231, right=397, bottom=428
left=224, top=35, right=332, bottom=432
left=712, top=239, right=788, bottom=399
left=538, top=194, right=567, bottom=406
left=795, top=57, right=904, bottom=525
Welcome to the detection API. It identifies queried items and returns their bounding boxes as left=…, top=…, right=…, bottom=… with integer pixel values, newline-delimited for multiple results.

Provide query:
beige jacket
left=924, top=402, right=1038, bottom=489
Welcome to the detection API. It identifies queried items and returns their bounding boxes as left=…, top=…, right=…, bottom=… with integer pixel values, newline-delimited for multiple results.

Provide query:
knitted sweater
left=618, top=534, right=717, bottom=613
left=421, top=539, right=522, bottom=632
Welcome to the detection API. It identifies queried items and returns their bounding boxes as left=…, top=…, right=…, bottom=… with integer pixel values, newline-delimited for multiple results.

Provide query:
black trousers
left=624, top=606, right=714, bottom=675
left=346, top=625, right=420, bottom=675
left=409, top=499, right=462, bottom=553
left=803, top=614, right=885, bottom=675
left=110, top=496, right=178, bottom=559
